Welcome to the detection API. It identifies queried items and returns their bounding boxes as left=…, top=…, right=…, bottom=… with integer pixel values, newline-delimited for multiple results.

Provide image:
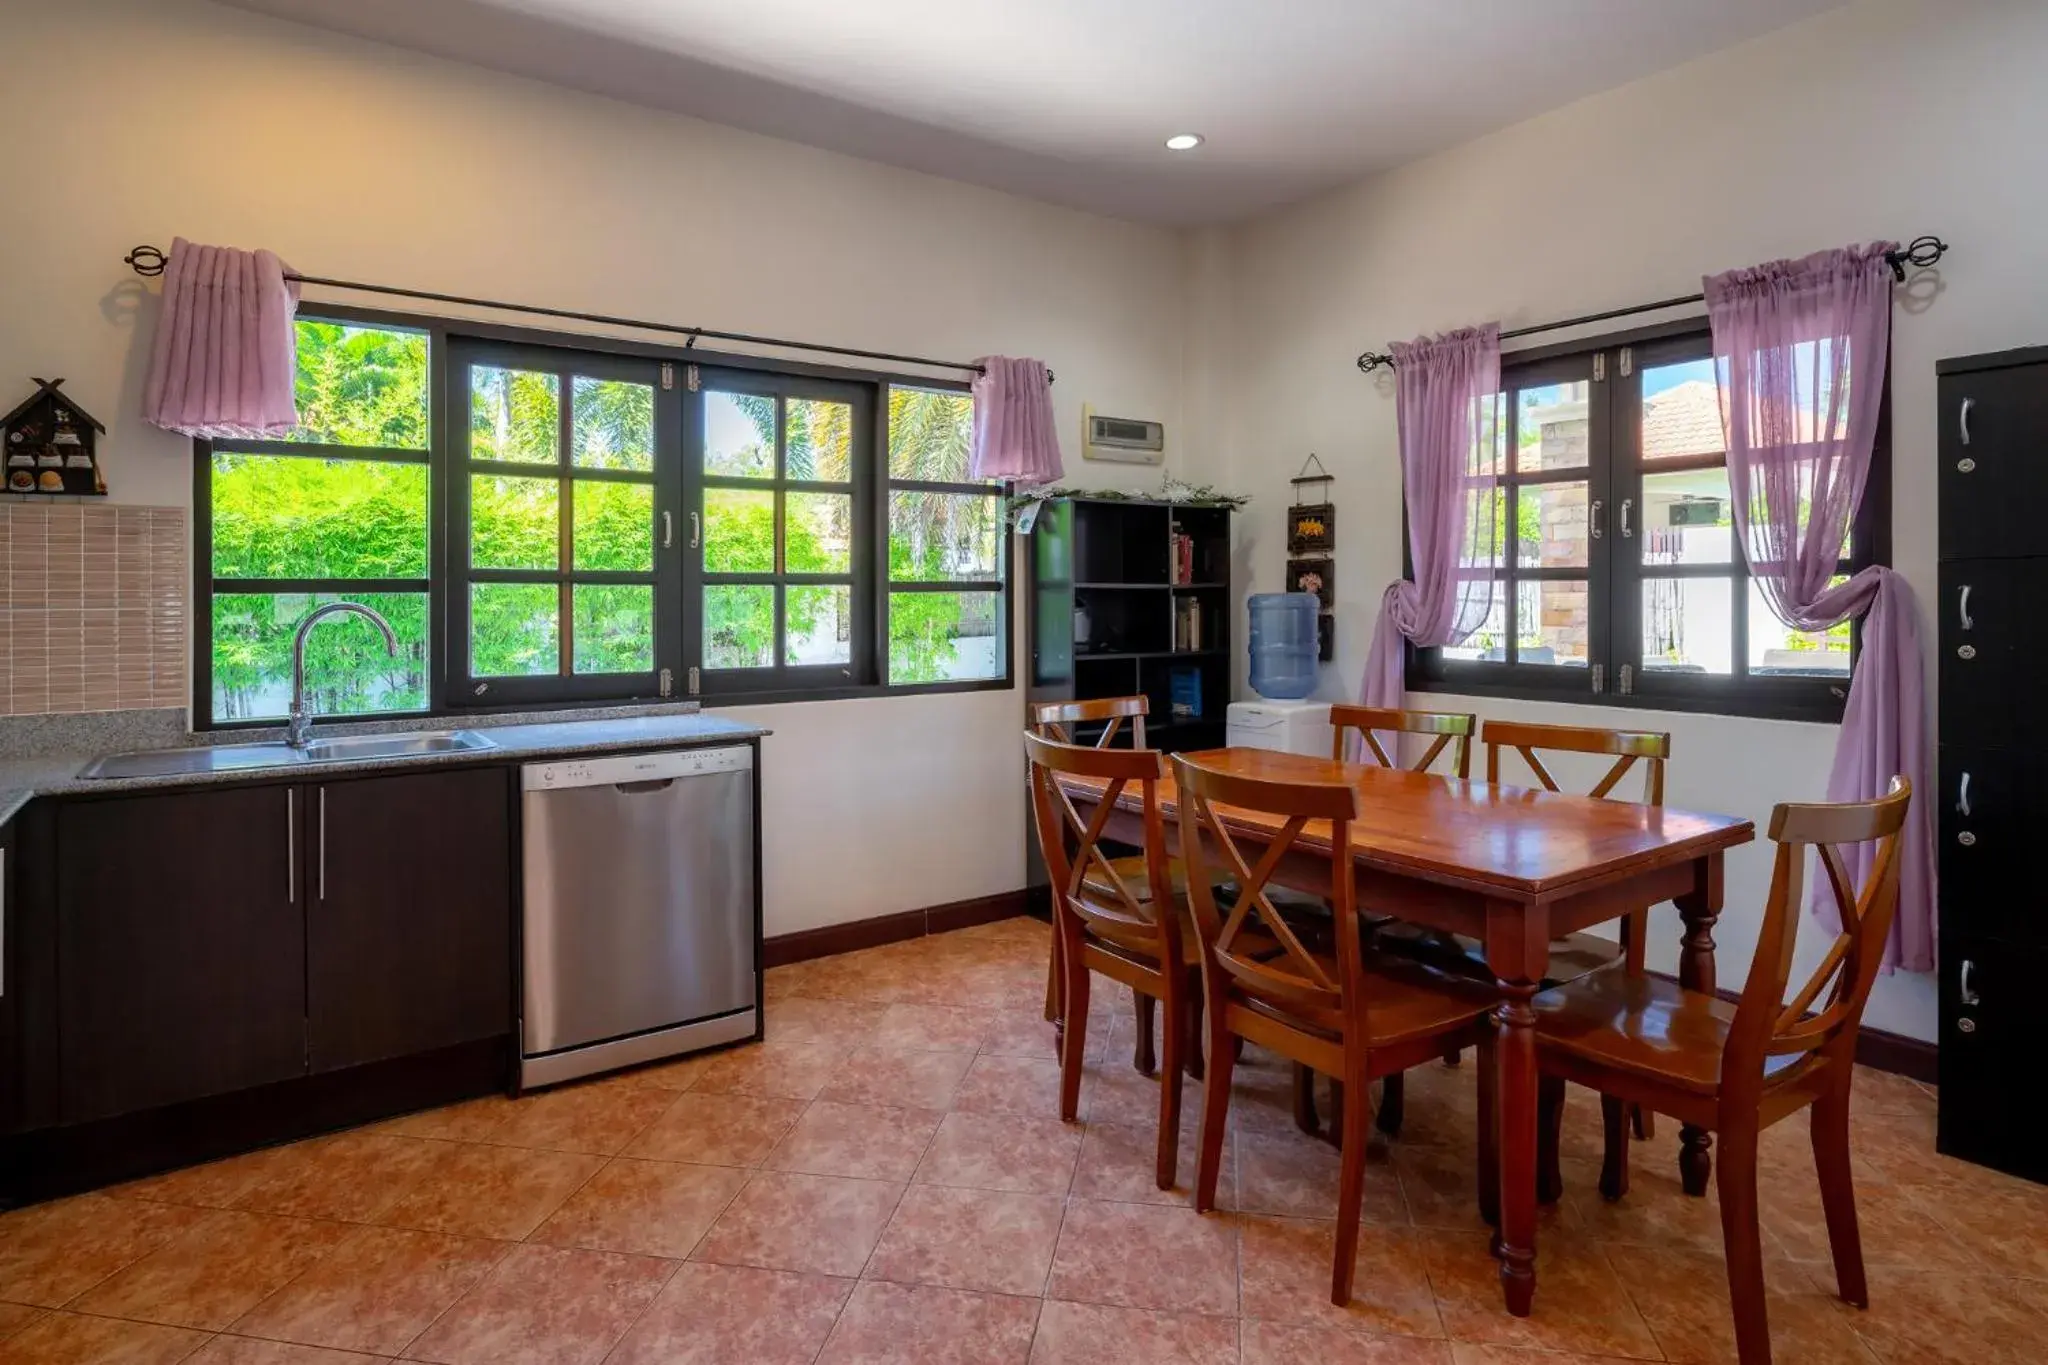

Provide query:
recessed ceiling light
left=1164, top=133, right=1204, bottom=152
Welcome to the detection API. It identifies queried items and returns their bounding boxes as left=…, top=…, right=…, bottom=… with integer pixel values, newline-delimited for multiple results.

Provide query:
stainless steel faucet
left=287, top=603, right=398, bottom=748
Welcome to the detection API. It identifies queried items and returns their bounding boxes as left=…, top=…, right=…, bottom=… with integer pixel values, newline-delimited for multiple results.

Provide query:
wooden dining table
left=1056, top=746, right=1754, bottom=1317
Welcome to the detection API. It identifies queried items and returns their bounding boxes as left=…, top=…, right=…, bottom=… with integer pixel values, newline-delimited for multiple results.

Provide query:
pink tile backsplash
left=1, top=504, right=187, bottom=716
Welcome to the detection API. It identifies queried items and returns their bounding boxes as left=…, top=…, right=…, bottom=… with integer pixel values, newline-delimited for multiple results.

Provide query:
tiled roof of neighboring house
left=1641, top=379, right=1724, bottom=459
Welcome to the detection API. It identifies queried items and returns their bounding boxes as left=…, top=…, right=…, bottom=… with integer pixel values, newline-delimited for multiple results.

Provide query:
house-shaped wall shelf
left=4, top=377, right=107, bottom=497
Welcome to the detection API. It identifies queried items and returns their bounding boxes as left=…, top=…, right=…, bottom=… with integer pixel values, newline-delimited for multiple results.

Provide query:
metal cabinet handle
left=1619, top=499, right=1634, bottom=538
left=1590, top=500, right=1604, bottom=539
left=1957, top=770, right=1972, bottom=817
left=287, top=788, right=296, bottom=903
left=1958, top=584, right=1973, bottom=631
left=1959, top=397, right=1975, bottom=446
left=1960, top=959, right=1980, bottom=1008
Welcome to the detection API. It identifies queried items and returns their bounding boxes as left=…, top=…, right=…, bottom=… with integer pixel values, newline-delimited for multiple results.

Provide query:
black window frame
left=1408, top=317, right=1890, bottom=723
left=193, top=302, right=1013, bottom=730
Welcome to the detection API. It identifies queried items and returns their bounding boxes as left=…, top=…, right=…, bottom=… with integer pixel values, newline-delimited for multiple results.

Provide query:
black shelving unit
left=1027, top=496, right=1235, bottom=755
left=1934, top=343, right=2048, bottom=1187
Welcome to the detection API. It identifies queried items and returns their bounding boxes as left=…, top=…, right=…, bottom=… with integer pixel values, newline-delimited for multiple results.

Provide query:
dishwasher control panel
left=522, top=744, right=753, bottom=790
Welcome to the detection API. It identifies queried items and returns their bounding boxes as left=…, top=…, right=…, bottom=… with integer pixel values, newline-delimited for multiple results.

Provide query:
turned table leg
left=1675, top=853, right=1725, bottom=1198
left=1487, top=901, right=1548, bottom=1318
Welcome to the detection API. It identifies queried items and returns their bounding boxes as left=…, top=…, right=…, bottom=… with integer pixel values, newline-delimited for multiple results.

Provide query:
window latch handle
left=1590, top=499, right=1603, bottom=539
left=690, top=511, right=701, bottom=549
left=1619, top=498, right=1634, bottom=539
left=661, top=511, right=674, bottom=550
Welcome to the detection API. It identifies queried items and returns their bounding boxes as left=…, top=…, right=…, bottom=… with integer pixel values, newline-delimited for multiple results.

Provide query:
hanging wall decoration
left=3, top=378, right=107, bottom=497
left=1288, top=454, right=1336, bottom=661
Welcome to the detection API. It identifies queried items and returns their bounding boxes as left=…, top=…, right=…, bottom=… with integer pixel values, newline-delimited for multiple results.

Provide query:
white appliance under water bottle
left=1229, top=592, right=1332, bottom=756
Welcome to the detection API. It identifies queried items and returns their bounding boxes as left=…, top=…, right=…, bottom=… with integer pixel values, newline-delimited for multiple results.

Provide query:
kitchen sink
left=78, top=730, right=497, bottom=780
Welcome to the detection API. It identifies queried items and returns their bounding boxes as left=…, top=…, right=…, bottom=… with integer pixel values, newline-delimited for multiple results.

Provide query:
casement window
left=196, top=308, right=1009, bottom=727
left=1408, top=322, right=1889, bottom=722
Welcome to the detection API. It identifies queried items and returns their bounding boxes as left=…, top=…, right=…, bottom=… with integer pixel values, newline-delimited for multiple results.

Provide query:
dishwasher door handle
left=614, top=778, right=678, bottom=794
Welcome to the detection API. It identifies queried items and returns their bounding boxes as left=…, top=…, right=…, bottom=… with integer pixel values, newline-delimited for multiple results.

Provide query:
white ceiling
left=222, top=0, right=1845, bottom=225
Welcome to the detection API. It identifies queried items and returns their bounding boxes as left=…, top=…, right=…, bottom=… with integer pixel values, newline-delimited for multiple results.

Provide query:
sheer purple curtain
left=1706, top=243, right=1934, bottom=971
left=1360, top=324, right=1503, bottom=709
left=141, top=238, right=301, bottom=439
left=969, top=357, right=1062, bottom=484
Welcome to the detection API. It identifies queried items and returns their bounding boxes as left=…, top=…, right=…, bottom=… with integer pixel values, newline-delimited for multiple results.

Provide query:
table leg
left=1486, top=901, right=1548, bottom=1319
left=1675, top=853, right=1725, bottom=1198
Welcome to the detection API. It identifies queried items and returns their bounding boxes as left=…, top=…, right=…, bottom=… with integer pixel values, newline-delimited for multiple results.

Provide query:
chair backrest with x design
left=1722, top=776, right=1912, bottom=1102
left=1330, top=704, right=1475, bottom=777
left=1024, top=731, right=1180, bottom=966
left=1030, top=695, right=1148, bottom=750
left=1482, top=719, right=1669, bottom=805
left=1170, top=751, right=1366, bottom=1036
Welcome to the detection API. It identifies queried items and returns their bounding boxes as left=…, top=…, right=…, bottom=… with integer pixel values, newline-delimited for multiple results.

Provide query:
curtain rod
left=121, top=244, right=1049, bottom=382
left=1354, top=236, right=1949, bottom=375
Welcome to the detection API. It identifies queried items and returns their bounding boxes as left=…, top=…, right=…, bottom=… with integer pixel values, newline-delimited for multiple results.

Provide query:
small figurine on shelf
left=2, top=378, right=107, bottom=498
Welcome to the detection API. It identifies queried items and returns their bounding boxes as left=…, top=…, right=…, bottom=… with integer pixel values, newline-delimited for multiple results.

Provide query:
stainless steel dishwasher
left=520, top=745, right=758, bottom=1087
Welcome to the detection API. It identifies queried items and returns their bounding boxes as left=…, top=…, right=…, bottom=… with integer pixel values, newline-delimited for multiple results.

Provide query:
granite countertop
left=0, top=709, right=771, bottom=826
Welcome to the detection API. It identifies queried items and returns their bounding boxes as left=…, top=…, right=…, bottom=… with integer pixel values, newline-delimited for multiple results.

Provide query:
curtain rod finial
left=1356, top=350, right=1393, bottom=375
left=125, top=245, right=168, bottom=277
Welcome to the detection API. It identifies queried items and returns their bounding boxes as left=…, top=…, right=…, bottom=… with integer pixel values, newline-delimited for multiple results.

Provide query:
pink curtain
left=141, top=238, right=300, bottom=439
left=1360, top=324, right=1503, bottom=709
left=969, top=357, right=1062, bottom=484
left=1706, top=243, right=1934, bottom=971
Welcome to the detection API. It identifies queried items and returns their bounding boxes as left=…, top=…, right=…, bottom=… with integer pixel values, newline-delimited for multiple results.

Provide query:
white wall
left=0, top=0, right=1195, bottom=935
left=1195, top=0, right=2048, bottom=1041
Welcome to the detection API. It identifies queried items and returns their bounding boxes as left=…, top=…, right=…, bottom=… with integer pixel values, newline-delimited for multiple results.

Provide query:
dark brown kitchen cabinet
left=55, top=785, right=307, bottom=1125
left=306, top=767, right=514, bottom=1073
left=1937, top=347, right=2048, bottom=561
left=1939, top=935, right=2048, bottom=1184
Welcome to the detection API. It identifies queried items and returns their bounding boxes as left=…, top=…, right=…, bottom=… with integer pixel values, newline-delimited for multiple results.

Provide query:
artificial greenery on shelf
left=1008, top=474, right=1250, bottom=522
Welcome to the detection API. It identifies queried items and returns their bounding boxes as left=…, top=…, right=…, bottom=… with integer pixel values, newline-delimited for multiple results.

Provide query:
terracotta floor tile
left=185, top=1341, right=386, bottom=1365
left=73, top=1210, right=354, bottom=1330
left=615, top=1049, right=722, bottom=1092
left=376, top=1142, right=603, bottom=1241
left=0, top=1306, right=39, bottom=1344
left=530, top=1157, right=748, bottom=1259
left=1848, top=1266, right=2048, bottom=1365
left=623, top=1092, right=806, bottom=1166
left=0, top=1311, right=208, bottom=1365
left=980, top=1008, right=1104, bottom=1064
left=1379, top=1065, right=1483, bottom=1150
left=1032, top=1299, right=1241, bottom=1364
left=1447, top=1347, right=1652, bottom=1364
left=1416, top=1227, right=1659, bottom=1358
left=1071, top=1119, right=1230, bottom=1208
left=691, top=1172, right=904, bottom=1276
left=403, top=1242, right=675, bottom=1365
left=485, top=1083, right=676, bottom=1155
left=816, top=1045, right=974, bottom=1111
left=605, top=1262, right=852, bottom=1365
left=764, top=997, right=888, bottom=1045
left=1850, top=1065, right=1937, bottom=1119
left=818, top=1280, right=1041, bottom=1365
left=1046, top=1198, right=1238, bottom=1316
left=867, top=1003, right=999, bottom=1052
left=865, top=1185, right=1065, bottom=1296
left=690, top=1039, right=858, bottom=1102
left=1238, top=1215, right=1443, bottom=1339
left=229, top=1133, right=442, bottom=1224
left=1761, top=1169, right=1979, bottom=1273
left=951, top=1054, right=1066, bottom=1118
left=228, top=1224, right=506, bottom=1354
left=914, top=1112, right=1083, bottom=1195
left=1238, top=1122, right=1406, bottom=1226
left=374, top=1098, right=516, bottom=1145
left=0, top=1194, right=210, bottom=1307
left=1616, top=1245, right=1877, bottom=1364
left=114, top=1148, right=289, bottom=1211
left=765, top=1101, right=943, bottom=1181
left=1076, top=1061, right=1197, bottom=1128
left=1557, top=1156, right=1721, bottom=1255
left=1899, top=1180, right=2048, bottom=1279
left=1242, top=1319, right=1456, bottom=1364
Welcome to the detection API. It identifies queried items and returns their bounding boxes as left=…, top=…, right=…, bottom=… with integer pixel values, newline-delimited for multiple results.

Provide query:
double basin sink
left=79, top=730, right=497, bottom=780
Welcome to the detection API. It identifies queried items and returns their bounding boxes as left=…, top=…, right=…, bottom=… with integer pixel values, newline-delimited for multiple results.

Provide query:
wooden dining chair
left=1024, top=730, right=1200, bottom=1189
left=1172, top=750, right=1498, bottom=1305
left=1531, top=777, right=1912, bottom=1365
left=1329, top=703, right=1476, bottom=777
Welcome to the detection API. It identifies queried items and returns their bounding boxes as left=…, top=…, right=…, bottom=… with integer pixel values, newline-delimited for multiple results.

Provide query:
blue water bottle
left=1247, top=593, right=1319, bottom=700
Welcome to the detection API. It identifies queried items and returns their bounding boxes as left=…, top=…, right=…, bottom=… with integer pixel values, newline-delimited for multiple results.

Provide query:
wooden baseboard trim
left=1648, top=969, right=1936, bottom=1085
left=764, top=890, right=1030, bottom=968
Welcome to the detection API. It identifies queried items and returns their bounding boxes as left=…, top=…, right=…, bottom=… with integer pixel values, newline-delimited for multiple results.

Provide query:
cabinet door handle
left=1960, top=958, right=1980, bottom=1008
left=1957, top=770, right=1972, bottom=817
left=318, top=788, right=327, bottom=902
left=1959, top=396, right=1975, bottom=447
left=1590, top=500, right=1604, bottom=539
left=1619, top=498, right=1634, bottom=539
left=1958, top=584, right=1973, bottom=631
left=287, top=788, right=296, bottom=903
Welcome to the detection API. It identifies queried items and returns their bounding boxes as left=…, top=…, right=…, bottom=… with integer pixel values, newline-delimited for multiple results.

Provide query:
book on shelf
left=1173, top=597, right=1204, bottom=652
left=1169, top=531, right=1196, bottom=586
left=1169, top=665, right=1202, bottom=719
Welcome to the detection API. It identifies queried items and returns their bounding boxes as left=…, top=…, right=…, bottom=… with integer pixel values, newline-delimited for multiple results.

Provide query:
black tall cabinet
left=1936, top=344, right=2048, bottom=1185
